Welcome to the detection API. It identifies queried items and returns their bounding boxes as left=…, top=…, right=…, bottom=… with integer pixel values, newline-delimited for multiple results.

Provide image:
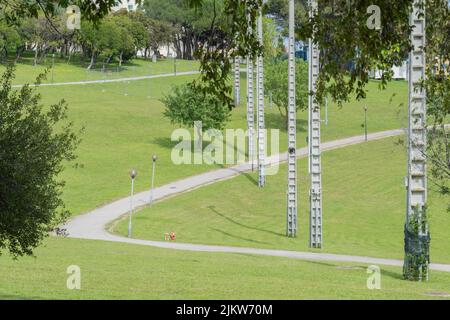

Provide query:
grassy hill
left=39, top=72, right=409, bottom=216
left=112, top=137, right=450, bottom=264
left=1, top=237, right=450, bottom=299
left=1, top=55, right=199, bottom=85
left=2, top=59, right=442, bottom=300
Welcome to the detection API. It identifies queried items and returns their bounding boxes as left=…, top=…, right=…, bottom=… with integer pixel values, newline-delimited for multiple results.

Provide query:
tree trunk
left=174, top=34, right=182, bottom=58
left=195, top=123, right=203, bottom=151
left=34, top=43, right=39, bottom=66
left=2, top=47, right=7, bottom=64
left=14, top=47, right=24, bottom=64
left=87, top=53, right=95, bottom=70
left=119, top=52, right=123, bottom=67
left=279, top=107, right=289, bottom=130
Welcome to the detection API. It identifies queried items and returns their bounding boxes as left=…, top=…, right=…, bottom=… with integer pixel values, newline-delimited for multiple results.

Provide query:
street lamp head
left=288, top=147, right=296, bottom=155
left=130, top=169, right=137, bottom=179
left=152, top=154, right=158, bottom=162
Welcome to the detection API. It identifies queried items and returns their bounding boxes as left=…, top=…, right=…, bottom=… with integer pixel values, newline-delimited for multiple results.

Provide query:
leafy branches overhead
left=0, top=67, right=80, bottom=257
left=161, top=0, right=262, bottom=123
left=0, top=0, right=134, bottom=25
left=305, top=0, right=414, bottom=105
left=265, top=59, right=309, bottom=128
left=424, top=0, right=449, bottom=205
left=185, top=0, right=263, bottom=111
left=184, top=0, right=416, bottom=110
left=266, top=0, right=308, bottom=37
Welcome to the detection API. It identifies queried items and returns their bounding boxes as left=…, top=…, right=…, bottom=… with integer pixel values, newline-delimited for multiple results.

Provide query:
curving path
left=12, top=71, right=200, bottom=88
left=63, top=129, right=450, bottom=273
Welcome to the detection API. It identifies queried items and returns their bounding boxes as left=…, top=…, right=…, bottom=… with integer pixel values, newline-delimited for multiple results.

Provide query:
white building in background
left=371, top=61, right=408, bottom=80
left=111, top=0, right=138, bottom=12
left=110, top=0, right=177, bottom=59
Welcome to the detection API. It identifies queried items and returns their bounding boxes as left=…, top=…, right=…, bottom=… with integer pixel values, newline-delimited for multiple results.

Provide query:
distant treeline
left=0, top=0, right=235, bottom=69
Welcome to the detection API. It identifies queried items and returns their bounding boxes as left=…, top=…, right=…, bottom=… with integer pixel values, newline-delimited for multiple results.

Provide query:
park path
left=63, top=128, right=450, bottom=273
left=12, top=70, right=200, bottom=88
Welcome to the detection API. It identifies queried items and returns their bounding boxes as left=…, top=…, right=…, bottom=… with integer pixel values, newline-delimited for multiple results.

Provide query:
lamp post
left=148, top=63, right=151, bottom=99
left=128, top=169, right=137, bottom=238
left=51, top=53, right=55, bottom=83
left=174, top=55, right=177, bottom=76
left=364, top=105, right=368, bottom=141
left=269, top=91, right=273, bottom=109
left=149, top=154, right=157, bottom=205
left=286, top=0, right=297, bottom=237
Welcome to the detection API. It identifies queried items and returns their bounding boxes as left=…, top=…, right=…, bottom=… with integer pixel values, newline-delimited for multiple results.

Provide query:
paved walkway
left=62, top=128, right=450, bottom=272
left=12, top=71, right=200, bottom=88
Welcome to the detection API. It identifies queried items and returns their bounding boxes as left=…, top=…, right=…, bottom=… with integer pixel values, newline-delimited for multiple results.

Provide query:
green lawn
left=113, top=137, right=450, bottom=264
left=0, top=237, right=449, bottom=299
left=1, top=55, right=199, bottom=85
left=1, top=57, right=410, bottom=218
left=36, top=70, right=408, bottom=216
left=1, top=60, right=447, bottom=300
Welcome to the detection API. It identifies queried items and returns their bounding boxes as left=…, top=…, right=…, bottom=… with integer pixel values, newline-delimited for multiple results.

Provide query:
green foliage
left=303, top=0, right=413, bottom=106
left=403, top=205, right=430, bottom=281
left=424, top=0, right=449, bottom=203
left=114, top=136, right=450, bottom=265
left=265, top=58, right=309, bottom=127
left=0, top=66, right=79, bottom=257
left=427, top=126, right=449, bottom=204
left=262, top=17, right=284, bottom=61
left=146, top=19, right=175, bottom=56
left=185, top=0, right=411, bottom=112
left=181, top=0, right=263, bottom=110
left=266, top=0, right=308, bottom=37
left=78, top=14, right=143, bottom=68
left=162, top=83, right=231, bottom=131
left=110, top=12, right=147, bottom=63
left=0, top=0, right=133, bottom=25
left=0, top=21, right=23, bottom=60
left=144, top=0, right=223, bottom=60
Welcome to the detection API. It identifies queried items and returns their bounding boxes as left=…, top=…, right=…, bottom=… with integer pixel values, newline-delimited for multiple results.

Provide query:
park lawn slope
left=11, top=57, right=406, bottom=218
left=0, top=237, right=450, bottom=299
left=52, top=76, right=407, bottom=216
left=2, top=56, right=199, bottom=85
left=113, top=137, right=450, bottom=264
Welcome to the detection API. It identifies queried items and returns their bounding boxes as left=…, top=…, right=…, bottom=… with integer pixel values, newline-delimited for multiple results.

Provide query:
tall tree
left=265, top=59, right=309, bottom=128
left=0, top=0, right=130, bottom=25
left=143, top=0, right=227, bottom=60
left=424, top=0, right=449, bottom=209
left=0, top=67, right=79, bottom=257
left=0, top=21, right=22, bottom=62
left=162, top=83, right=231, bottom=147
left=266, top=0, right=308, bottom=37
left=114, top=10, right=148, bottom=60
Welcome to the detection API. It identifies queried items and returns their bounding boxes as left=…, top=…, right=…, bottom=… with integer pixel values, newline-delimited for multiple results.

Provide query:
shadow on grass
left=153, top=137, right=216, bottom=151
left=0, top=293, right=45, bottom=300
left=380, top=268, right=404, bottom=281
left=304, top=262, right=404, bottom=281
left=9, top=51, right=143, bottom=73
left=265, top=113, right=308, bottom=133
left=208, top=206, right=285, bottom=238
left=152, top=137, right=177, bottom=150
left=305, top=260, right=340, bottom=268
left=210, top=228, right=270, bottom=245
left=240, top=171, right=258, bottom=187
